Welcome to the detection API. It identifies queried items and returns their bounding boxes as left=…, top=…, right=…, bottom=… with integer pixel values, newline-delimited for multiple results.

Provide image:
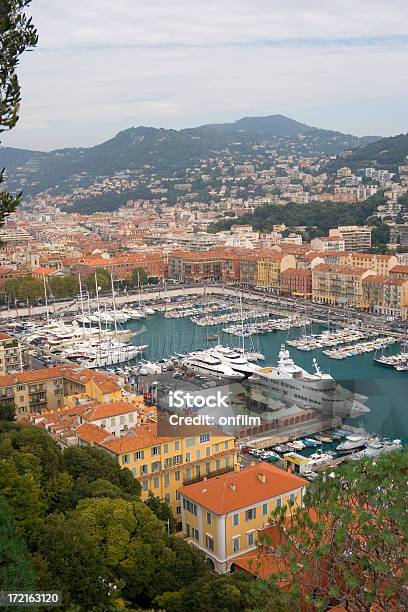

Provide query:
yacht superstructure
left=248, top=344, right=369, bottom=418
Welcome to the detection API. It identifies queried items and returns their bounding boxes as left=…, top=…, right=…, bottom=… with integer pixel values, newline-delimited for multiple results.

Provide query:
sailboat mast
left=95, top=271, right=102, bottom=339
left=111, top=273, right=118, bottom=337
left=78, top=272, right=86, bottom=338
left=43, top=274, right=49, bottom=323
left=240, top=293, right=245, bottom=354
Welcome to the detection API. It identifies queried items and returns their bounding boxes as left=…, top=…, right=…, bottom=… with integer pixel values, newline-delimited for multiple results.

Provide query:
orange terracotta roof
left=83, top=400, right=140, bottom=421
left=313, top=264, right=371, bottom=275
left=281, top=268, right=312, bottom=277
left=390, top=264, right=408, bottom=274
left=32, top=267, right=60, bottom=276
left=0, top=331, right=13, bottom=341
left=76, top=422, right=109, bottom=444
left=363, top=274, right=388, bottom=283
left=179, top=462, right=307, bottom=514
left=98, top=422, right=174, bottom=453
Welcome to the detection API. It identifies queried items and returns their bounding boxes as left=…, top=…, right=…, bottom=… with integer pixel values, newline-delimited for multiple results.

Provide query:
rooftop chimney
left=229, top=482, right=236, bottom=491
left=257, top=473, right=266, bottom=484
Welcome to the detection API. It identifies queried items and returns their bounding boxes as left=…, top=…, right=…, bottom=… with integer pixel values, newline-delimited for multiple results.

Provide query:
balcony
left=183, top=464, right=234, bottom=486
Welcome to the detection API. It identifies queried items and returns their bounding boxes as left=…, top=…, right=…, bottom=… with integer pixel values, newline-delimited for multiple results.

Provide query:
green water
left=129, top=313, right=408, bottom=441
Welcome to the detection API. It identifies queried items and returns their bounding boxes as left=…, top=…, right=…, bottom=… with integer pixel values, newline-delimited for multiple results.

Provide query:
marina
left=286, top=327, right=373, bottom=351
left=323, top=336, right=398, bottom=359
left=3, top=290, right=408, bottom=443
left=374, top=348, right=408, bottom=371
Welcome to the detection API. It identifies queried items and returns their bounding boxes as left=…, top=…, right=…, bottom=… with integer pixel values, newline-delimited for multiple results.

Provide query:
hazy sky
left=3, top=0, right=408, bottom=151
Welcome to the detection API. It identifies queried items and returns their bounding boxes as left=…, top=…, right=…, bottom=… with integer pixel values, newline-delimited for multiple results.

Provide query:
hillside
left=205, top=114, right=378, bottom=143
left=326, top=132, right=408, bottom=172
left=208, top=193, right=387, bottom=237
left=0, top=115, right=381, bottom=201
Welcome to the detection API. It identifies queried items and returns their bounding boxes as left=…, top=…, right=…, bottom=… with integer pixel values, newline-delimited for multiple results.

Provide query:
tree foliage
left=208, top=193, right=387, bottom=236
left=4, top=275, right=43, bottom=304
left=84, top=267, right=111, bottom=293
left=0, top=495, right=37, bottom=601
left=144, top=490, right=177, bottom=533
left=0, top=403, right=15, bottom=421
left=266, top=449, right=408, bottom=611
left=0, top=0, right=38, bottom=234
left=130, top=266, right=148, bottom=287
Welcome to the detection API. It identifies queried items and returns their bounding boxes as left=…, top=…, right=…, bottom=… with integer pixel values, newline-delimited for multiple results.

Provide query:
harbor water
left=128, top=313, right=408, bottom=442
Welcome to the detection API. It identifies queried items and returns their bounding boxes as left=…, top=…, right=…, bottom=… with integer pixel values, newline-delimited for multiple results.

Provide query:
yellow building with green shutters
left=83, top=421, right=238, bottom=522
left=179, top=462, right=307, bottom=572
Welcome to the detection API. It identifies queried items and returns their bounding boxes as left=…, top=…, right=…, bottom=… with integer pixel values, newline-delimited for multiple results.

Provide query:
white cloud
left=3, top=0, right=408, bottom=149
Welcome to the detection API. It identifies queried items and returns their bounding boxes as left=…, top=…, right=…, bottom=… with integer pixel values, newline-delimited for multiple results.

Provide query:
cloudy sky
left=4, top=0, right=408, bottom=150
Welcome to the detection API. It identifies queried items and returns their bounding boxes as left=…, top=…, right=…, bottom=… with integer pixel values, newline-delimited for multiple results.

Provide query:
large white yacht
left=182, top=351, right=245, bottom=380
left=64, top=340, right=147, bottom=368
left=38, top=320, right=136, bottom=351
left=206, top=345, right=262, bottom=377
left=248, top=344, right=369, bottom=418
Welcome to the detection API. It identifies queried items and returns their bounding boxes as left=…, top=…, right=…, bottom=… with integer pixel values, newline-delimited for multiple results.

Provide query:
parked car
left=240, top=446, right=252, bottom=453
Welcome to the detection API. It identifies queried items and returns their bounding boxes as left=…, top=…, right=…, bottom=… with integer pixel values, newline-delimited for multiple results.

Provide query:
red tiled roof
left=76, top=422, right=109, bottom=444
left=179, top=462, right=307, bottom=514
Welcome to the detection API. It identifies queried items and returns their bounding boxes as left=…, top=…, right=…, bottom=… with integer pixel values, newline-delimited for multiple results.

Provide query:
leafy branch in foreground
left=0, top=0, right=38, bottom=233
left=265, top=449, right=408, bottom=611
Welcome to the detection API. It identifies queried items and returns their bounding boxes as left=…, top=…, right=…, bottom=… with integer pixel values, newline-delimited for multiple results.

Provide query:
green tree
left=144, top=490, right=177, bottom=533
left=4, top=275, right=43, bottom=304
left=48, top=275, right=79, bottom=299
left=84, top=268, right=111, bottom=293
left=0, top=459, right=46, bottom=534
left=0, top=403, right=15, bottom=421
left=37, top=512, right=114, bottom=611
left=267, top=449, right=408, bottom=611
left=131, top=267, right=148, bottom=287
left=0, top=1, right=38, bottom=234
left=63, top=445, right=141, bottom=498
left=0, top=495, right=37, bottom=602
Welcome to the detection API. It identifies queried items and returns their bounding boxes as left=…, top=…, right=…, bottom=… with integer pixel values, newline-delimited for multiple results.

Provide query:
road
left=1, top=282, right=406, bottom=338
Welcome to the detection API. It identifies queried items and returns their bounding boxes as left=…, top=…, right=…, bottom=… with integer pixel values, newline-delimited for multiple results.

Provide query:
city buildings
left=328, top=225, right=372, bottom=252
left=0, top=332, right=24, bottom=373
left=78, top=421, right=237, bottom=518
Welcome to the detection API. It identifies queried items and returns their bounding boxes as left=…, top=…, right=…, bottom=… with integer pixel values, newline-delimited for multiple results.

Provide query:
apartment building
left=179, top=462, right=307, bottom=572
left=382, top=278, right=408, bottom=319
left=280, top=268, right=312, bottom=297
left=389, top=224, right=408, bottom=246
left=0, top=332, right=24, bottom=374
left=255, top=251, right=297, bottom=292
left=0, top=365, right=122, bottom=417
left=328, top=225, right=372, bottom=251
left=389, top=264, right=408, bottom=282
left=310, top=235, right=345, bottom=252
left=345, top=253, right=397, bottom=276
left=312, top=265, right=374, bottom=306
left=168, top=249, right=222, bottom=283
left=64, top=251, right=165, bottom=282
left=362, top=275, right=387, bottom=314
left=77, top=421, right=237, bottom=519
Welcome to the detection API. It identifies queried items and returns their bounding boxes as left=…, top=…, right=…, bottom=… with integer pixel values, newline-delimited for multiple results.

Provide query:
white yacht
left=182, top=351, right=245, bottom=380
left=248, top=344, right=369, bottom=418
left=65, top=341, right=147, bottom=368
left=207, top=345, right=262, bottom=377
left=336, top=435, right=368, bottom=453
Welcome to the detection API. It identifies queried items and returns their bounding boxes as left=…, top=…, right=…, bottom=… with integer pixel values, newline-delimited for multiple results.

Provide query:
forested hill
left=0, top=114, right=379, bottom=198
left=208, top=193, right=386, bottom=237
left=326, top=132, right=408, bottom=173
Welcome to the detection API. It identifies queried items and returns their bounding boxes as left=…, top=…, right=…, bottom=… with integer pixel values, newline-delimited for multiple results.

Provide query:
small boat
left=272, top=444, right=292, bottom=454
left=336, top=436, right=368, bottom=453
left=316, top=434, right=333, bottom=443
left=289, top=440, right=306, bottom=450
left=303, top=438, right=319, bottom=447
